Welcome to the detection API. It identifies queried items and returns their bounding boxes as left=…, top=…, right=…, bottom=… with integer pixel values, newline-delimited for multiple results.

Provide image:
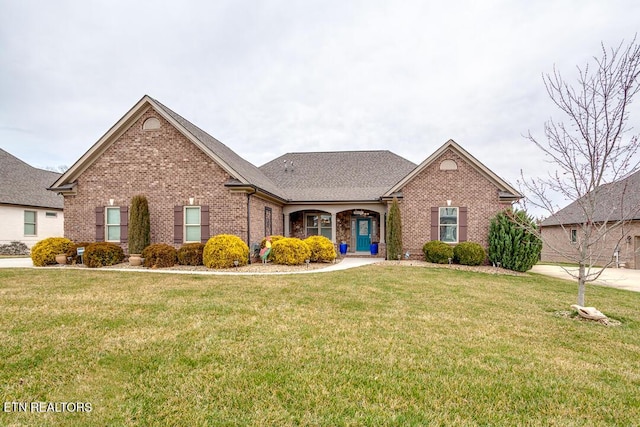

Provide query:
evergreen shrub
left=304, top=235, right=336, bottom=262
left=128, top=195, right=150, bottom=254
left=66, top=241, right=93, bottom=264
left=203, top=234, right=249, bottom=269
left=488, top=209, right=542, bottom=272
left=453, top=242, right=486, bottom=266
left=84, top=242, right=125, bottom=268
left=386, top=197, right=403, bottom=260
left=271, top=237, right=311, bottom=265
left=177, top=242, right=205, bottom=266
left=31, top=237, right=73, bottom=266
left=422, top=240, right=454, bottom=264
left=142, top=243, right=178, bottom=268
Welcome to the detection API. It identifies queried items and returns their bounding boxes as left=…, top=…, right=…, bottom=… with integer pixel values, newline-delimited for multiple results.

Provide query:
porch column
left=284, top=213, right=291, bottom=237
left=380, top=212, right=386, bottom=243
left=331, top=212, right=337, bottom=244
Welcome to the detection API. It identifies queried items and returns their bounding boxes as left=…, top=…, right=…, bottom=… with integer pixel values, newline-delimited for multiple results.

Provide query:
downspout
left=247, top=188, right=257, bottom=264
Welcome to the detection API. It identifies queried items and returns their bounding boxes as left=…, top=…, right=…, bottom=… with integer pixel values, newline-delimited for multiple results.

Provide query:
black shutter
left=174, top=206, right=183, bottom=244
left=95, top=207, right=105, bottom=242
left=200, top=205, right=210, bottom=243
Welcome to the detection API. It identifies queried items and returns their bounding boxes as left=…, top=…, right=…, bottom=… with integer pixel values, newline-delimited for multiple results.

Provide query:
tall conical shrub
left=386, top=197, right=403, bottom=260
left=128, top=194, right=150, bottom=254
left=488, top=209, right=541, bottom=272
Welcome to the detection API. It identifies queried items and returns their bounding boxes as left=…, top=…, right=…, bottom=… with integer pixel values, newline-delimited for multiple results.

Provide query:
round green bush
left=304, top=235, right=336, bottom=262
left=142, top=243, right=178, bottom=268
left=84, top=242, right=125, bottom=268
left=453, top=242, right=486, bottom=266
left=177, top=242, right=205, bottom=266
left=271, top=237, right=311, bottom=265
left=203, top=234, right=249, bottom=269
left=31, top=237, right=73, bottom=266
left=422, top=240, right=454, bottom=264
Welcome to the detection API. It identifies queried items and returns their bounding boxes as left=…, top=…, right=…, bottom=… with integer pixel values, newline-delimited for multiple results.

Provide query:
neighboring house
left=540, top=170, right=640, bottom=269
left=0, top=149, right=64, bottom=248
left=49, top=95, right=521, bottom=259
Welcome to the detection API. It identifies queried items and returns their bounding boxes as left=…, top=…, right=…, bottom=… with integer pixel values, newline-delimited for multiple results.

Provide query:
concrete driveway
left=530, top=264, right=640, bottom=293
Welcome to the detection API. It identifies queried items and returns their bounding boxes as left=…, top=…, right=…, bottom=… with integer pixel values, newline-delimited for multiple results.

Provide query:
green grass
left=0, top=266, right=638, bottom=426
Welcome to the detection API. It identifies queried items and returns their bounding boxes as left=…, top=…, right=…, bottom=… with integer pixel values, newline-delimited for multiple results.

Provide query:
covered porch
left=283, top=203, right=386, bottom=254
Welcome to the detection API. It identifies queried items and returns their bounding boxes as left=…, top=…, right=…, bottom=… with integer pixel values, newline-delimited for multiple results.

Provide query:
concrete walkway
left=0, top=256, right=382, bottom=275
left=530, top=264, right=640, bottom=293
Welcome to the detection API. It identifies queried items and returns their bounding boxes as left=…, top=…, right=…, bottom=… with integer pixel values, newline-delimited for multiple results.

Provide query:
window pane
left=440, top=225, right=457, bottom=243
left=24, top=223, right=36, bottom=235
left=106, top=208, right=120, bottom=225
left=24, top=211, right=36, bottom=223
left=186, top=225, right=201, bottom=242
left=107, top=225, right=120, bottom=241
left=307, top=215, right=318, bottom=227
left=185, top=207, right=200, bottom=225
left=439, top=207, right=457, bottom=224
left=320, top=215, right=332, bottom=227
left=320, top=228, right=332, bottom=239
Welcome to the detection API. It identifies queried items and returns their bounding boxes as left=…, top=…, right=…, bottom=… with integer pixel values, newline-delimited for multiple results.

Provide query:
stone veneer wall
left=63, top=107, right=282, bottom=252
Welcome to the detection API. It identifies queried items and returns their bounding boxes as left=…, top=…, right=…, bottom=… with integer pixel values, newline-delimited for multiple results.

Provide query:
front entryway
left=356, top=218, right=371, bottom=251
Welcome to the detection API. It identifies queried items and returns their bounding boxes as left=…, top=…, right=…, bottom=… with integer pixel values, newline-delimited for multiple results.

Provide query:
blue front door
left=356, top=218, right=371, bottom=251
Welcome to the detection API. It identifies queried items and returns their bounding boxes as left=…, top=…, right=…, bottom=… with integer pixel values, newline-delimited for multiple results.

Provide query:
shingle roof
left=259, top=151, right=417, bottom=201
left=541, top=169, right=640, bottom=226
left=0, top=148, right=63, bottom=209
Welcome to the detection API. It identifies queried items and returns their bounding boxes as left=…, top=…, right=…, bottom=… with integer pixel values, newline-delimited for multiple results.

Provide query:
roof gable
left=383, top=139, right=522, bottom=201
left=50, top=95, right=286, bottom=201
left=0, top=148, right=63, bottom=209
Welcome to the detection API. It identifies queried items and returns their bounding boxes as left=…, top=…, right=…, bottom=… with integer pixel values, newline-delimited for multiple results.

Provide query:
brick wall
left=398, top=148, right=510, bottom=259
left=541, top=223, right=640, bottom=269
left=64, top=107, right=282, bottom=252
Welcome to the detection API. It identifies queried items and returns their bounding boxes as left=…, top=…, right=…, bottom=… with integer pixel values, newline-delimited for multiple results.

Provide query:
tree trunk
left=577, top=262, right=586, bottom=306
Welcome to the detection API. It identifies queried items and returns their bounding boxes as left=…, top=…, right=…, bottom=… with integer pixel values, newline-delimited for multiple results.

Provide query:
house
left=540, top=170, right=640, bottom=269
left=49, top=95, right=522, bottom=259
left=0, top=148, right=64, bottom=248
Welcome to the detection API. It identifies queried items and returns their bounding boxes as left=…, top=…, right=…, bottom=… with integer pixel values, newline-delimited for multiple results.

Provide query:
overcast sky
left=1, top=0, right=639, bottom=209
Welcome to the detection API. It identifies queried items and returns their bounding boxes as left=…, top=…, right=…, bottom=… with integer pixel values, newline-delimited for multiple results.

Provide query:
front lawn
left=0, top=266, right=638, bottom=426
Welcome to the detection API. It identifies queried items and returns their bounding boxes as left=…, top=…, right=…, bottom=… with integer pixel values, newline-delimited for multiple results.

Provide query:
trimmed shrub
left=66, top=241, right=93, bottom=264
left=128, top=195, right=151, bottom=254
left=386, top=197, right=403, bottom=260
left=177, top=242, right=205, bottom=266
left=488, top=209, right=542, bottom=272
left=203, top=234, right=249, bottom=269
left=304, top=235, right=336, bottom=262
left=142, top=243, right=178, bottom=268
left=84, top=242, right=125, bottom=268
left=0, top=241, right=30, bottom=256
left=271, top=237, right=311, bottom=265
left=453, top=242, right=486, bottom=266
left=422, top=240, right=454, bottom=264
left=31, top=237, right=73, bottom=267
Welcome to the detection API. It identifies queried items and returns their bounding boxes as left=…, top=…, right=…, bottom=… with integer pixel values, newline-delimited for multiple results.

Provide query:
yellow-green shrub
left=271, top=237, right=311, bottom=265
left=31, top=237, right=73, bottom=266
left=84, top=242, right=125, bottom=268
left=304, top=235, right=336, bottom=262
left=203, top=234, right=249, bottom=269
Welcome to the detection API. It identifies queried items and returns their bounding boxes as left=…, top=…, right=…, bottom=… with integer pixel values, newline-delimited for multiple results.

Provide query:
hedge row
left=422, top=240, right=486, bottom=266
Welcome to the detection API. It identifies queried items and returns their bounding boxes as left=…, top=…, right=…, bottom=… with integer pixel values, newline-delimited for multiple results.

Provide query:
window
left=185, top=206, right=201, bottom=242
left=105, top=207, right=121, bottom=242
left=45, top=212, right=58, bottom=218
left=439, top=207, right=458, bottom=243
left=306, top=214, right=332, bottom=239
left=570, top=228, right=577, bottom=243
left=264, top=207, right=273, bottom=236
left=143, top=117, right=161, bottom=130
left=24, top=210, right=37, bottom=236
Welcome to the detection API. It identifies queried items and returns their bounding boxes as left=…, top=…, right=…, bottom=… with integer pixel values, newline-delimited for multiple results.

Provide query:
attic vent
left=439, top=159, right=458, bottom=170
left=143, top=117, right=161, bottom=130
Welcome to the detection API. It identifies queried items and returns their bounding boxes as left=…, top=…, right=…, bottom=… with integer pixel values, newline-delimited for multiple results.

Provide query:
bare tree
left=521, top=36, right=640, bottom=306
